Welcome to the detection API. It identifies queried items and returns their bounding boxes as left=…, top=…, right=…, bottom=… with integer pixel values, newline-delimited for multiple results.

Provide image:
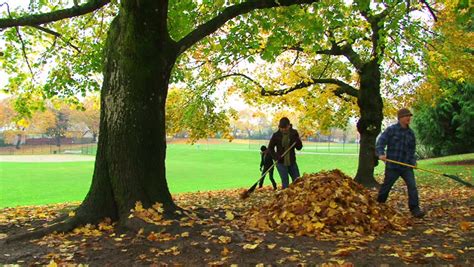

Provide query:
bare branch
left=31, top=25, right=81, bottom=53
left=15, top=27, right=36, bottom=81
left=420, top=0, right=438, bottom=21
left=207, top=73, right=266, bottom=92
left=0, top=0, right=110, bottom=29
left=2, top=3, right=36, bottom=80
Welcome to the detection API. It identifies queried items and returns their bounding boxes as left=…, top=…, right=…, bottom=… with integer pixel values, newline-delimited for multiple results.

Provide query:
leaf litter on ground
left=0, top=169, right=472, bottom=265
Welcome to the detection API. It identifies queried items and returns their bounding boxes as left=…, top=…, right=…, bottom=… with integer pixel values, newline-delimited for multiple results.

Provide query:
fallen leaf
left=267, top=243, right=277, bottom=249
left=225, top=211, right=235, bottom=220
left=460, top=221, right=471, bottom=231
left=243, top=243, right=259, bottom=250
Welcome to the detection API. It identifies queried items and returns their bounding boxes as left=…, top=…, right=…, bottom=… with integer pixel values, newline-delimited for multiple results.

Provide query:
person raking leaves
left=268, top=117, right=303, bottom=189
left=376, top=108, right=425, bottom=218
left=259, top=145, right=278, bottom=190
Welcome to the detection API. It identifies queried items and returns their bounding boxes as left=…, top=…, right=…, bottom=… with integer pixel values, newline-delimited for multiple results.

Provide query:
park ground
left=0, top=146, right=473, bottom=266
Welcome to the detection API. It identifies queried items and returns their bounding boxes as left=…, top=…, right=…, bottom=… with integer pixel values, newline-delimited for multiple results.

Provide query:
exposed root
left=5, top=216, right=84, bottom=244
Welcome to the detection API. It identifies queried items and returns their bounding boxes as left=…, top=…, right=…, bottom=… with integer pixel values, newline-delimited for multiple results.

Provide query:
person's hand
left=379, top=155, right=387, bottom=161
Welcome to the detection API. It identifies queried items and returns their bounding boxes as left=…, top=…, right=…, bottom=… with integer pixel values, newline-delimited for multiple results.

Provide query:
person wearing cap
left=376, top=108, right=425, bottom=218
left=268, top=117, right=303, bottom=189
left=258, top=145, right=277, bottom=190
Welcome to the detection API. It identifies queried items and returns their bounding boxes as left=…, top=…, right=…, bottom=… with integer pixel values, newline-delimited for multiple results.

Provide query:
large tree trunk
left=74, top=3, right=178, bottom=224
left=354, top=60, right=383, bottom=188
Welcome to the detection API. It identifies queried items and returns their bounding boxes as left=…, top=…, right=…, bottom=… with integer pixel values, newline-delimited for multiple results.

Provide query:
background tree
left=413, top=82, right=474, bottom=157
left=46, top=105, right=71, bottom=147
left=69, top=95, right=101, bottom=142
left=412, top=0, right=473, bottom=157
left=0, top=0, right=320, bottom=237
left=0, top=97, right=56, bottom=147
left=165, top=86, right=234, bottom=142
left=191, top=0, right=433, bottom=187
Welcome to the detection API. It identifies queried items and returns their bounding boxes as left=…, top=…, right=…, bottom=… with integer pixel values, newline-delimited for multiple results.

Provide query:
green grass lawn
left=1, top=143, right=472, bottom=208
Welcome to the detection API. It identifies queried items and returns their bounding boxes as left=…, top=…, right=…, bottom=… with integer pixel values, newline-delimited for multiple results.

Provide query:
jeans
left=377, top=167, right=420, bottom=211
left=259, top=166, right=277, bottom=189
left=276, top=162, right=300, bottom=189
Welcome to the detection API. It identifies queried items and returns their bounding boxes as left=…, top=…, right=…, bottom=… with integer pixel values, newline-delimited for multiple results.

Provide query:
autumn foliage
left=245, top=170, right=407, bottom=238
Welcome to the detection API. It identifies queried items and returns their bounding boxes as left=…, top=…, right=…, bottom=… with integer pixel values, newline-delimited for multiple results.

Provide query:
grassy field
left=1, top=142, right=472, bottom=208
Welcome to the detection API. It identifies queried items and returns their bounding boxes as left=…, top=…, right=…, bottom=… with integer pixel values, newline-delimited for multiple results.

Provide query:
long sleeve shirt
left=260, top=151, right=274, bottom=169
left=268, top=128, right=303, bottom=164
left=376, top=123, right=416, bottom=169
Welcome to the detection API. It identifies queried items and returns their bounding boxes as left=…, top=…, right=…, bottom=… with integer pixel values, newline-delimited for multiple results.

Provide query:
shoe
left=411, top=209, right=425, bottom=218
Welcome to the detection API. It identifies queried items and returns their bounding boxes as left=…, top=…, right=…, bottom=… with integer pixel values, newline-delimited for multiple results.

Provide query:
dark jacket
left=268, top=128, right=303, bottom=164
left=260, top=151, right=274, bottom=169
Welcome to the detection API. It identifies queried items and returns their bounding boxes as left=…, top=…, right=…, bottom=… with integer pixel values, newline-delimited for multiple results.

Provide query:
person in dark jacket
left=259, top=145, right=277, bottom=190
left=268, top=117, right=303, bottom=189
left=376, top=108, right=425, bottom=218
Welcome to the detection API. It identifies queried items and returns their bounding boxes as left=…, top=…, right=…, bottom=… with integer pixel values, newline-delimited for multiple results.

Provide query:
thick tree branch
left=261, top=78, right=358, bottom=99
left=176, top=0, right=319, bottom=54
left=0, top=0, right=110, bottom=29
left=286, top=44, right=364, bottom=71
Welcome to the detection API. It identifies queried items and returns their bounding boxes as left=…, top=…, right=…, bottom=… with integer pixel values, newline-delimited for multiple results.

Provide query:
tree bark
left=73, top=2, right=178, bottom=224
left=354, top=60, right=383, bottom=187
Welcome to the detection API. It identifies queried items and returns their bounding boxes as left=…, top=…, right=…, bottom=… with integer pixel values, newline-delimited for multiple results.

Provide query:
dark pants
left=377, top=167, right=420, bottom=211
left=259, top=165, right=277, bottom=189
left=276, top=162, right=300, bottom=189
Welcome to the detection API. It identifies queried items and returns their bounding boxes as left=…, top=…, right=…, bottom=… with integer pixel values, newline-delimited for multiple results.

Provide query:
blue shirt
left=376, top=123, right=416, bottom=169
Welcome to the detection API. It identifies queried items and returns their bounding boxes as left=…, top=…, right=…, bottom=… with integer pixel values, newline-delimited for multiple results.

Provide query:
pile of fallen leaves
left=245, top=169, right=408, bottom=238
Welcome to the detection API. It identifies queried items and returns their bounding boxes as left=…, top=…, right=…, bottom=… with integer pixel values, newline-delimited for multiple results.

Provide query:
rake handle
left=256, top=141, right=298, bottom=184
left=383, top=158, right=474, bottom=188
left=383, top=158, right=443, bottom=176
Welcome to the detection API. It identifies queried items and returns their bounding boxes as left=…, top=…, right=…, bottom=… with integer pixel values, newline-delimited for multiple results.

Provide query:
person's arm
left=408, top=130, right=417, bottom=166
left=268, top=134, right=278, bottom=160
left=376, top=127, right=391, bottom=160
left=294, top=130, right=303, bottom=150
left=260, top=153, right=264, bottom=168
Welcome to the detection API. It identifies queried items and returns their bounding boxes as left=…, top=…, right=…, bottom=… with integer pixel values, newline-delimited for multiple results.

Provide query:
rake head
left=240, top=190, right=251, bottom=200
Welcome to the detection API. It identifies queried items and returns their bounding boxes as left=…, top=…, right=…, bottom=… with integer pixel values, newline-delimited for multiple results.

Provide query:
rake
left=240, top=141, right=297, bottom=199
left=384, top=158, right=473, bottom=188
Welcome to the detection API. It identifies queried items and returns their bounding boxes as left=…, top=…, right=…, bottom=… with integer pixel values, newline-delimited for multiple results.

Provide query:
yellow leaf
left=314, top=206, right=322, bottom=213
left=314, top=222, right=325, bottom=229
left=68, top=211, right=75, bottom=217
left=46, top=259, right=58, bottom=267
left=217, top=235, right=231, bottom=244
left=329, top=201, right=338, bottom=209
left=181, top=232, right=189, bottom=237
left=267, top=243, right=277, bottom=249
left=287, top=255, right=298, bottom=262
left=134, top=201, right=144, bottom=212
left=225, top=211, right=235, bottom=220
left=243, top=243, right=259, bottom=250
left=423, top=229, right=434, bottom=235
left=424, top=252, right=435, bottom=258
left=205, top=248, right=211, bottom=253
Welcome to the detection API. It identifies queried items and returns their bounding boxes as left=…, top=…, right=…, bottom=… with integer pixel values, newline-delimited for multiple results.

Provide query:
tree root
left=5, top=216, right=84, bottom=244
